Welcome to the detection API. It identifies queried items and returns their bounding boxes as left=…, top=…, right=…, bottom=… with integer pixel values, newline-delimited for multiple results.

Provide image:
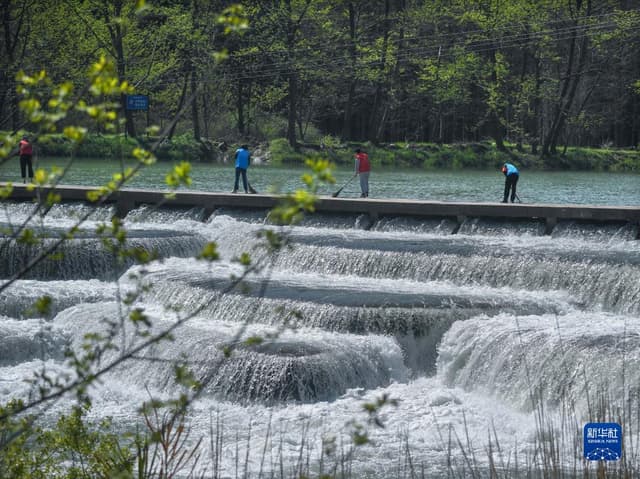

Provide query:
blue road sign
left=584, top=423, right=622, bottom=461
left=126, top=94, right=149, bottom=111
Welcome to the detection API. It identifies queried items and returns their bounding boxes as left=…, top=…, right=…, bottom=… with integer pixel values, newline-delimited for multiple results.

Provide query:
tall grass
left=173, top=388, right=640, bottom=479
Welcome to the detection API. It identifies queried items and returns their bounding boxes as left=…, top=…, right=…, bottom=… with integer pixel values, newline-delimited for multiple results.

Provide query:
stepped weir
left=3, top=181, right=640, bottom=475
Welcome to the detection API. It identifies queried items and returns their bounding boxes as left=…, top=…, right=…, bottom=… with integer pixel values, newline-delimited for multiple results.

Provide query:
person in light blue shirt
left=232, top=145, right=251, bottom=193
left=501, top=162, right=519, bottom=203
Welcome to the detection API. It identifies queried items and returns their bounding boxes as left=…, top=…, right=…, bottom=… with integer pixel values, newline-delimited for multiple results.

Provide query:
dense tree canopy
left=2, top=0, right=639, bottom=154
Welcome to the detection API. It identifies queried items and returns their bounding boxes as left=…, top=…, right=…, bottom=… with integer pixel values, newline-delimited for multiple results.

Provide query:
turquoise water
left=2, top=157, right=639, bottom=205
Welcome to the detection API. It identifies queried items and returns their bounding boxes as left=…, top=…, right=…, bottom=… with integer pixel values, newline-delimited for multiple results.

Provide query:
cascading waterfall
left=0, top=317, right=70, bottom=365
left=1, top=201, right=640, bottom=477
left=53, top=301, right=406, bottom=403
left=0, top=224, right=208, bottom=280
left=0, top=279, right=116, bottom=318
left=270, top=244, right=640, bottom=313
left=437, top=312, right=640, bottom=411
left=125, top=205, right=208, bottom=223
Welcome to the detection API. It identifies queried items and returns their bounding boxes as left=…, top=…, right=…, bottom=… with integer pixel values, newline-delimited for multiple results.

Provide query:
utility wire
left=3, top=11, right=639, bottom=92
left=137, top=19, right=640, bottom=87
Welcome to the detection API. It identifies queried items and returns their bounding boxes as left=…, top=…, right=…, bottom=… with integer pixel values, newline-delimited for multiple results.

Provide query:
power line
left=217, top=9, right=632, bottom=58
left=111, top=9, right=638, bottom=70
left=4, top=10, right=639, bottom=93
left=143, top=18, right=640, bottom=87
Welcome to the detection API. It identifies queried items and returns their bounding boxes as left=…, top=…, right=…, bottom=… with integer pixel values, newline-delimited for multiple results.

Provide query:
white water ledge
left=4, top=183, right=640, bottom=231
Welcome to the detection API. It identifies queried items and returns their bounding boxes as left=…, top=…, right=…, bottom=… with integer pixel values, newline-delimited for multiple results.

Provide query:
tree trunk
left=389, top=0, right=406, bottom=142
left=516, top=45, right=529, bottom=152
left=106, top=0, right=136, bottom=137
left=287, top=71, right=298, bottom=148
left=191, top=0, right=201, bottom=142
left=285, top=0, right=298, bottom=149
left=542, top=0, right=591, bottom=156
left=1, top=0, right=29, bottom=130
left=246, top=79, right=253, bottom=135
left=531, top=57, right=542, bottom=155
left=633, top=86, right=639, bottom=148
left=487, top=49, right=506, bottom=151
left=341, top=2, right=357, bottom=140
left=369, top=0, right=390, bottom=144
left=202, top=86, right=210, bottom=139
left=169, top=72, right=189, bottom=140
left=236, top=80, right=245, bottom=134
left=191, top=64, right=200, bottom=141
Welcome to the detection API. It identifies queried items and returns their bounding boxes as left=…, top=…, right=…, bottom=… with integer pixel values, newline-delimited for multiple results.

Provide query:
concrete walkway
left=4, top=184, right=640, bottom=232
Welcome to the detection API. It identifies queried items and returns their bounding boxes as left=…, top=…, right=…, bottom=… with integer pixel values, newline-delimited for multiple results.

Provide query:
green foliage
left=40, top=406, right=132, bottom=478
left=542, top=147, right=640, bottom=172
left=320, top=135, right=341, bottom=149
left=236, top=252, right=252, bottom=266
left=34, top=295, right=53, bottom=316
left=247, top=113, right=289, bottom=141
left=217, top=5, right=249, bottom=35
left=197, top=242, right=220, bottom=262
left=268, top=138, right=305, bottom=164
left=18, top=133, right=202, bottom=162
left=1, top=6, right=275, bottom=479
left=152, top=133, right=202, bottom=162
left=0, top=403, right=132, bottom=479
left=269, top=158, right=335, bottom=225
left=418, top=48, right=481, bottom=105
left=164, top=161, right=192, bottom=188
left=4, top=0, right=640, bottom=151
left=0, top=400, right=50, bottom=479
left=1, top=43, right=345, bottom=479
left=266, top=138, right=640, bottom=171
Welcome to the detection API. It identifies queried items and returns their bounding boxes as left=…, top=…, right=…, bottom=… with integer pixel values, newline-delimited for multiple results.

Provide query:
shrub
left=151, top=133, right=202, bottom=162
left=268, top=138, right=305, bottom=164
left=251, top=113, right=288, bottom=141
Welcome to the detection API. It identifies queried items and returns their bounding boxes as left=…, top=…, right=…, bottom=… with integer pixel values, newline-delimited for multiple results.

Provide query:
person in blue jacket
left=232, top=144, right=251, bottom=193
left=501, top=162, right=519, bottom=203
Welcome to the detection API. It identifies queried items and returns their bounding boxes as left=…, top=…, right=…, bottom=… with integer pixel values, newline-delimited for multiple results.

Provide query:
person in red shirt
left=354, top=148, right=370, bottom=198
left=16, top=135, right=34, bottom=183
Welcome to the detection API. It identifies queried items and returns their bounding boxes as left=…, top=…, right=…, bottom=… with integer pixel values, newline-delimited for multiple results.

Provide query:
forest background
left=2, top=0, right=640, bottom=171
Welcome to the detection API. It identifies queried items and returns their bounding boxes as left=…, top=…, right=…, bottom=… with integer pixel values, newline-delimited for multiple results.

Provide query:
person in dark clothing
left=16, top=135, right=34, bottom=183
left=501, top=162, right=519, bottom=203
left=232, top=144, right=251, bottom=193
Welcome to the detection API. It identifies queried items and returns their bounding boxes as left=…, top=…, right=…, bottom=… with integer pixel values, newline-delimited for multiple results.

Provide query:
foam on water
left=438, top=312, right=640, bottom=411
left=2, top=204, right=640, bottom=476
left=125, top=257, right=575, bottom=311
left=0, top=317, right=69, bottom=365
left=73, top=369, right=541, bottom=478
left=0, top=227, right=207, bottom=280
left=0, top=279, right=116, bottom=318
left=52, top=302, right=407, bottom=403
left=125, top=204, right=208, bottom=223
left=0, top=201, right=116, bottom=223
left=551, top=220, right=638, bottom=242
left=457, top=217, right=546, bottom=236
left=372, top=215, right=458, bottom=234
left=271, top=244, right=640, bottom=313
left=0, top=359, right=73, bottom=401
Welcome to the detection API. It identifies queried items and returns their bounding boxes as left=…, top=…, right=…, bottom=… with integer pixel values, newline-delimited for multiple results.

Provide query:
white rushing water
left=1, top=201, right=640, bottom=477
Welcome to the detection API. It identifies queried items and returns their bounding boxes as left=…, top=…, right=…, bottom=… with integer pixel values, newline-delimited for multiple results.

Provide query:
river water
left=2, top=157, right=640, bottom=204
left=1, top=160, right=640, bottom=477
